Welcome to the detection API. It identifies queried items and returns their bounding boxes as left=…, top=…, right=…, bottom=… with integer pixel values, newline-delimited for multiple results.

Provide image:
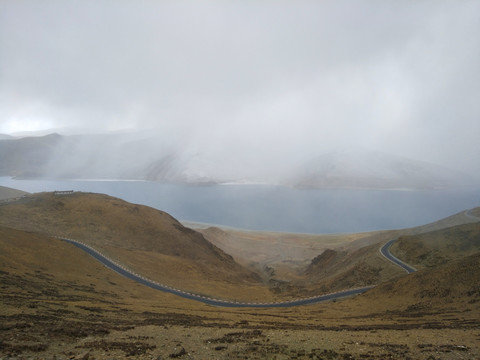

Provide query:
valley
left=3, top=2, right=480, bottom=358
left=0, top=187, right=479, bottom=359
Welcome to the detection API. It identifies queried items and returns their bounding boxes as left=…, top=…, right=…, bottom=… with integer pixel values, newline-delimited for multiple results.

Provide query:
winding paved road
left=61, top=237, right=374, bottom=307
left=379, top=239, right=417, bottom=274
left=60, top=234, right=419, bottom=308
left=380, top=207, right=480, bottom=274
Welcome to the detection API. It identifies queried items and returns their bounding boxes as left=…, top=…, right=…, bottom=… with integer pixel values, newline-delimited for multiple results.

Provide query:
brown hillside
left=196, top=224, right=368, bottom=271
left=0, top=186, right=29, bottom=201
left=470, top=207, right=480, bottom=217
left=2, top=225, right=479, bottom=359
left=390, top=222, right=480, bottom=269
left=296, top=242, right=404, bottom=296
left=290, top=209, right=480, bottom=296
left=0, top=192, right=222, bottom=259
left=342, top=207, right=480, bottom=252
left=357, top=252, right=480, bottom=312
left=195, top=207, right=480, bottom=285
left=0, top=192, right=266, bottom=299
left=304, top=249, right=345, bottom=276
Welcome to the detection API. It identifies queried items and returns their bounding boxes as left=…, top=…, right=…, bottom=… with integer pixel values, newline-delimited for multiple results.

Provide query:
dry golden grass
left=0, top=192, right=266, bottom=299
left=1, top=225, right=479, bottom=359
left=0, top=185, right=29, bottom=200
left=1, top=192, right=480, bottom=359
left=290, top=241, right=405, bottom=297
left=195, top=208, right=480, bottom=283
left=391, top=222, right=480, bottom=269
left=1, top=192, right=477, bottom=303
left=194, top=225, right=368, bottom=267
left=470, top=207, right=480, bottom=217
left=105, top=246, right=277, bottom=302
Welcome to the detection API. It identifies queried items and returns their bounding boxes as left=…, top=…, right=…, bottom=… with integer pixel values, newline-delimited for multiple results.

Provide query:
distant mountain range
left=288, top=149, right=477, bottom=190
left=0, top=133, right=476, bottom=190
left=0, top=134, right=14, bottom=140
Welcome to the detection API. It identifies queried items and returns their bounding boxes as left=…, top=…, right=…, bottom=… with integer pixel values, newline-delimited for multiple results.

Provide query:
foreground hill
left=0, top=192, right=267, bottom=300
left=196, top=208, right=480, bottom=297
left=281, top=208, right=480, bottom=297
left=356, top=251, right=480, bottom=314
left=0, top=185, right=29, bottom=201
left=390, top=221, right=480, bottom=269
left=296, top=241, right=403, bottom=296
left=1, top=224, right=479, bottom=359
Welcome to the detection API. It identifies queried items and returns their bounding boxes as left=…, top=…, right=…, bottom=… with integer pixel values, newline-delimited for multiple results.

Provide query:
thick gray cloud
left=1, top=0, right=479, bottom=176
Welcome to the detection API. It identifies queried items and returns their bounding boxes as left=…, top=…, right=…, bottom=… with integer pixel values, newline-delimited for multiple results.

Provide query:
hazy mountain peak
left=289, top=149, right=477, bottom=190
left=0, top=134, right=477, bottom=189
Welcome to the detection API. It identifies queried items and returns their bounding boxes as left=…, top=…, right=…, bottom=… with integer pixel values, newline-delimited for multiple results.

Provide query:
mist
left=1, top=1, right=480, bottom=179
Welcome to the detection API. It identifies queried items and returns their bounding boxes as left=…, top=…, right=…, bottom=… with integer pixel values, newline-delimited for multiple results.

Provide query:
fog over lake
left=2, top=177, right=478, bottom=234
left=2, top=1, right=480, bottom=181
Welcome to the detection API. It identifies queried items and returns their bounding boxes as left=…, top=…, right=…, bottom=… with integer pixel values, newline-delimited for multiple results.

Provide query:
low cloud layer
left=1, top=1, right=479, bottom=177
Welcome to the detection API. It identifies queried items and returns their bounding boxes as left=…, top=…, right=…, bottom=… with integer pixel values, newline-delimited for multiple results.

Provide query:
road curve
left=60, top=237, right=373, bottom=308
left=379, top=239, right=416, bottom=274
left=465, top=208, right=480, bottom=220
left=380, top=207, right=478, bottom=274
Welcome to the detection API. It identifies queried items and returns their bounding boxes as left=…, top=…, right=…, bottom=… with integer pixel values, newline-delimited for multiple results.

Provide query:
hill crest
left=288, top=149, right=477, bottom=190
left=0, top=191, right=262, bottom=295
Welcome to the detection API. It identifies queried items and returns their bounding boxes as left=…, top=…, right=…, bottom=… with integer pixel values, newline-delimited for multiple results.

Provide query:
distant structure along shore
left=54, top=190, right=74, bottom=196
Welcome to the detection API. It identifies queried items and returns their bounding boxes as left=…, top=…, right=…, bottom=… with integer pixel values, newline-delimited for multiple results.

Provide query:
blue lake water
left=1, top=177, right=479, bottom=234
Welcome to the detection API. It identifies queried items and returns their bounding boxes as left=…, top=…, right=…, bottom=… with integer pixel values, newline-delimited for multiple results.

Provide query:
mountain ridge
left=288, top=149, right=477, bottom=190
left=0, top=191, right=265, bottom=299
left=1, top=133, right=477, bottom=190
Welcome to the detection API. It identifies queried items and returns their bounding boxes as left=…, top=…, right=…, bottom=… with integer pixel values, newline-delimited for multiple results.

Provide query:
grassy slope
left=197, top=225, right=367, bottom=268
left=390, top=221, right=480, bottom=269
left=198, top=208, right=479, bottom=277
left=356, top=251, right=480, bottom=313
left=1, top=225, right=479, bottom=359
left=2, top=191, right=477, bottom=302
left=0, top=192, right=271, bottom=301
left=0, top=186, right=29, bottom=201
left=289, top=242, right=404, bottom=297
left=290, top=208, right=480, bottom=295
left=188, top=226, right=409, bottom=298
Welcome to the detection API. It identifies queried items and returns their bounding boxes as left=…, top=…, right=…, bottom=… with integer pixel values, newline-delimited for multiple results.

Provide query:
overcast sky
left=1, top=0, right=479, bottom=176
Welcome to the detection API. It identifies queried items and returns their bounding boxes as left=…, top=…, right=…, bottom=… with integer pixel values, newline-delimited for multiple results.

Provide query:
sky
left=1, top=0, right=480, bottom=177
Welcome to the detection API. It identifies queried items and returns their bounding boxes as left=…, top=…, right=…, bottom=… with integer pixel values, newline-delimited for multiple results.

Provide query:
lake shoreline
left=1, top=176, right=479, bottom=234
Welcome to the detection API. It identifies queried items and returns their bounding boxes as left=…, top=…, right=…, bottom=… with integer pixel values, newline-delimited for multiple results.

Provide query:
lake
left=1, top=177, right=479, bottom=234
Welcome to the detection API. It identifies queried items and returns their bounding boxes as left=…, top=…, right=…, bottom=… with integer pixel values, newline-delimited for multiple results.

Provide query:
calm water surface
left=1, top=177, right=479, bottom=234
